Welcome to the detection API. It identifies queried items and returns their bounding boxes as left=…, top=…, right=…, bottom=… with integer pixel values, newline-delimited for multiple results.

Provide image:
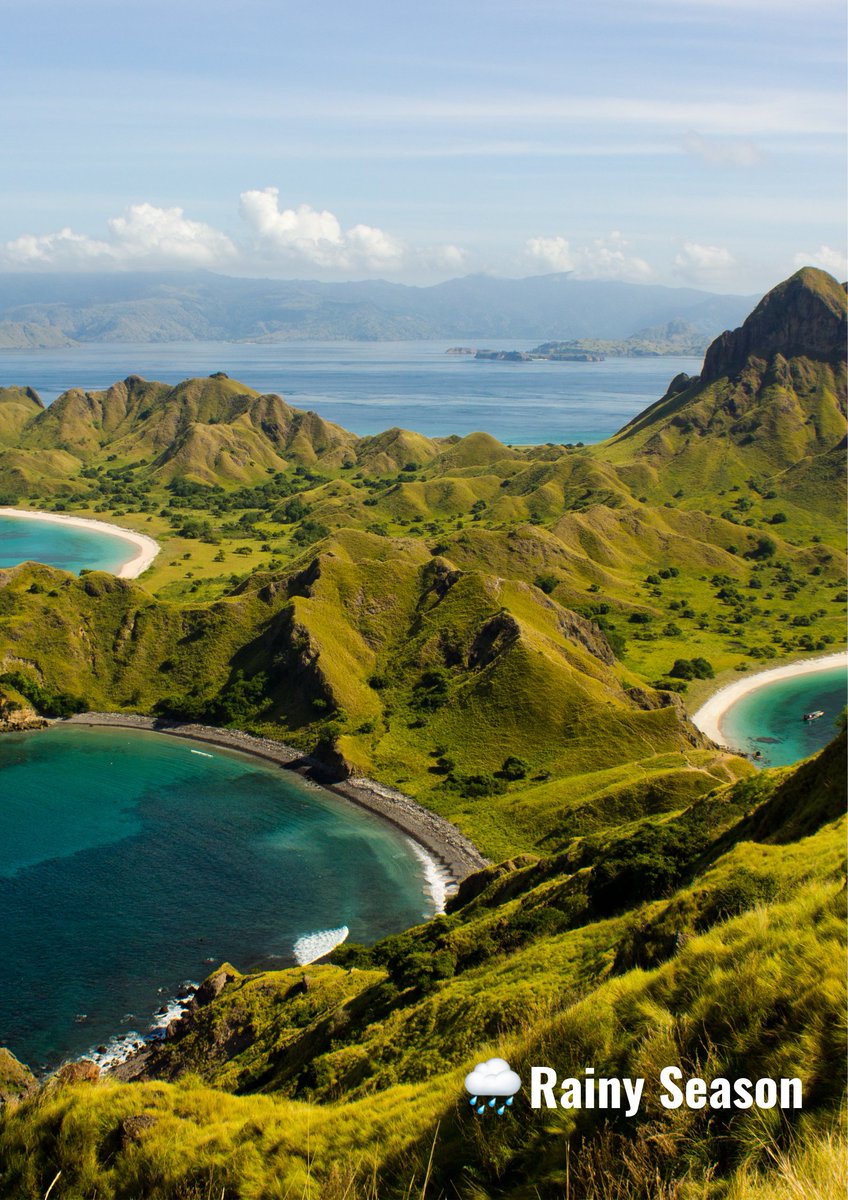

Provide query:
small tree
left=500, top=756, right=529, bottom=781
left=534, top=573, right=559, bottom=595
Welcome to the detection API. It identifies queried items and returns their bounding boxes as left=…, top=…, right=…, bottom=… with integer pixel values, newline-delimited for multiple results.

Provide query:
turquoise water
left=720, top=666, right=847, bottom=768
left=0, top=341, right=700, bottom=443
left=0, top=725, right=435, bottom=1071
left=0, top=515, right=134, bottom=574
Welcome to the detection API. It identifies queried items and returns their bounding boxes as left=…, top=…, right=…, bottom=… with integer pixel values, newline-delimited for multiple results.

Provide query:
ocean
left=0, top=725, right=437, bottom=1071
left=720, top=667, right=846, bottom=768
left=0, top=340, right=700, bottom=443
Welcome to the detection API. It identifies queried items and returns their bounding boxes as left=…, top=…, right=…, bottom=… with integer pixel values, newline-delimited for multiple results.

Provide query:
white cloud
left=792, top=245, right=847, bottom=279
left=464, top=1057, right=522, bottom=1098
left=238, top=187, right=404, bottom=272
left=681, top=131, right=765, bottom=168
left=0, top=204, right=237, bottom=270
left=424, top=243, right=468, bottom=271
left=526, top=235, right=575, bottom=273
left=674, top=241, right=736, bottom=283
left=106, top=204, right=237, bottom=266
left=526, top=231, right=653, bottom=282
left=0, top=192, right=467, bottom=280
left=0, top=227, right=113, bottom=268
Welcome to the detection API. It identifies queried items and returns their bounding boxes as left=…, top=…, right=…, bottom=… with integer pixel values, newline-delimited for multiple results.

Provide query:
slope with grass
left=0, top=733, right=844, bottom=1198
left=0, top=269, right=844, bottom=1198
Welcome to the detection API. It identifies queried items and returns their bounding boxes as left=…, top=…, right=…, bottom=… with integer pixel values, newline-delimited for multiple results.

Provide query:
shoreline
left=0, top=507, right=160, bottom=579
left=59, top=712, right=489, bottom=895
left=690, top=651, right=848, bottom=748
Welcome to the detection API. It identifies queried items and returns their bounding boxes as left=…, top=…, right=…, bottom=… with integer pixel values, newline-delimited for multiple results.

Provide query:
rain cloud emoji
left=464, top=1057, right=522, bottom=1115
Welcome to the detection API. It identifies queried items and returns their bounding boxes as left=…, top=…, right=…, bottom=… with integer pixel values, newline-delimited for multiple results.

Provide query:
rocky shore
left=60, top=712, right=489, bottom=884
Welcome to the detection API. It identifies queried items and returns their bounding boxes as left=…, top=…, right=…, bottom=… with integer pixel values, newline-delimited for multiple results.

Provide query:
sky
left=0, top=0, right=845, bottom=293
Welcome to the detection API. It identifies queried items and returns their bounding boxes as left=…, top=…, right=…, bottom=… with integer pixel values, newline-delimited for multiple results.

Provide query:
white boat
left=802, top=710, right=825, bottom=721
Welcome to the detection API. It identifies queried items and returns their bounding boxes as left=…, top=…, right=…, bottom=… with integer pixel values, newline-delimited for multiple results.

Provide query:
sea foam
left=292, top=926, right=350, bottom=966
left=405, top=838, right=457, bottom=914
left=83, top=984, right=198, bottom=1073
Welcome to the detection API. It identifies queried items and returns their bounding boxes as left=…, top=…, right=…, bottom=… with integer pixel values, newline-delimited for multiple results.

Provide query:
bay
left=0, top=725, right=436, bottom=1071
left=720, top=667, right=846, bottom=768
left=0, top=514, right=132, bottom=574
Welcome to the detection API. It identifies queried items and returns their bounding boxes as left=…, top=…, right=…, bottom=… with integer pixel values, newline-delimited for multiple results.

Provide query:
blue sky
left=1, top=0, right=845, bottom=291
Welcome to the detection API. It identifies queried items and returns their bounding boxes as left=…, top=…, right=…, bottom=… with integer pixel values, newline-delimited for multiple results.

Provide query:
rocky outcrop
left=0, top=1048, right=37, bottom=1104
left=193, top=965, right=239, bottom=1008
left=447, top=855, right=540, bottom=912
left=0, top=685, right=46, bottom=732
left=55, top=1060, right=100, bottom=1086
left=701, top=267, right=847, bottom=383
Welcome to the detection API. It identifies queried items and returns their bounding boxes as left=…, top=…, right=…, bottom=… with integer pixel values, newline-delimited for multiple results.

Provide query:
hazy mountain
left=0, top=270, right=755, bottom=346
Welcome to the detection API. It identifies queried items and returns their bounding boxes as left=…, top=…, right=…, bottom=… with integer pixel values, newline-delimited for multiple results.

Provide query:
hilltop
left=0, top=268, right=844, bottom=1197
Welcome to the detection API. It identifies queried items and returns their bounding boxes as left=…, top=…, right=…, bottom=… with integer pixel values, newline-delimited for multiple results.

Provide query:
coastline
left=0, top=507, right=160, bottom=579
left=59, top=712, right=489, bottom=894
left=690, top=651, right=848, bottom=747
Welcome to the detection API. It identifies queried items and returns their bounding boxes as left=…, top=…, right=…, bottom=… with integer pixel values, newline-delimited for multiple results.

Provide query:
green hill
left=605, top=269, right=846, bottom=510
left=0, top=269, right=844, bottom=1198
left=0, top=735, right=844, bottom=1198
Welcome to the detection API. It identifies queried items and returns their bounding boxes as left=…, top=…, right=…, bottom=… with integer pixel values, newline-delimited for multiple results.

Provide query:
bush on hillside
left=534, top=573, right=559, bottom=595
left=0, top=672, right=86, bottom=718
left=500, top=756, right=529, bottom=780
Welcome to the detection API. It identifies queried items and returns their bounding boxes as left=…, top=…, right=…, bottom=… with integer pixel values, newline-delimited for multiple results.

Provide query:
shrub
left=749, top=535, right=777, bottom=559
left=500, top=756, right=529, bottom=780
left=534, top=573, right=559, bottom=595
left=291, top=520, right=330, bottom=546
left=412, top=668, right=450, bottom=709
left=454, top=773, right=506, bottom=799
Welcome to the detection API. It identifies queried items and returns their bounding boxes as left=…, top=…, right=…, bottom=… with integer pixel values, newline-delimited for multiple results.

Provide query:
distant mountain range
left=0, top=270, right=756, bottom=347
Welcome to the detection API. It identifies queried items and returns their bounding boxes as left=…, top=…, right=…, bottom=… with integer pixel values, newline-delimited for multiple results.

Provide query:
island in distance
left=450, top=317, right=718, bottom=362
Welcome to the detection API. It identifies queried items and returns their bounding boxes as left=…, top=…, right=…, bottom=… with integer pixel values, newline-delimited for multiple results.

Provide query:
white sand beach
left=0, top=507, right=160, bottom=579
left=691, top=651, right=848, bottom=746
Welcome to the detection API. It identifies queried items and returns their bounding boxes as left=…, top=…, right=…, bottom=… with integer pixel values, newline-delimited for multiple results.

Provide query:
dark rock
left=55, top=1060, right=100, bottom=1085
left=119, top=1113, right=158, bottom=1147
left=193, top=965, right=239, bottom=1007
left=468, top=610, right=520, bottom=669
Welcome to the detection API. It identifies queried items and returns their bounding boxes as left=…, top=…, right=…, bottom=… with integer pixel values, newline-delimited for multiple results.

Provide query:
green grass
left=0, top=270, right=844, bottom=1196
left=0, top=737, right=844, bottom=1198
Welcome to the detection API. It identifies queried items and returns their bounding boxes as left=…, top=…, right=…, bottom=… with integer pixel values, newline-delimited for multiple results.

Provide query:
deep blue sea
left=0, top=725, right=436, bottom=1072
left=0, top=340, right=699, bottom=443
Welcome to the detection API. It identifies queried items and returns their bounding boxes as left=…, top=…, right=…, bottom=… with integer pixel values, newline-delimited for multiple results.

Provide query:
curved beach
left=60, top=712, right=489, bottom=894
left=0, top=507, right=159, bottom=579
left=691, top=651, right=848, bottom=747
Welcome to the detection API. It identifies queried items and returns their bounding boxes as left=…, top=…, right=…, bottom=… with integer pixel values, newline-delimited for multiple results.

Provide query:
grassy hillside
left=0, top=268, right=844, bottom=1198
left=0, top=735, right=844, bottom=1198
